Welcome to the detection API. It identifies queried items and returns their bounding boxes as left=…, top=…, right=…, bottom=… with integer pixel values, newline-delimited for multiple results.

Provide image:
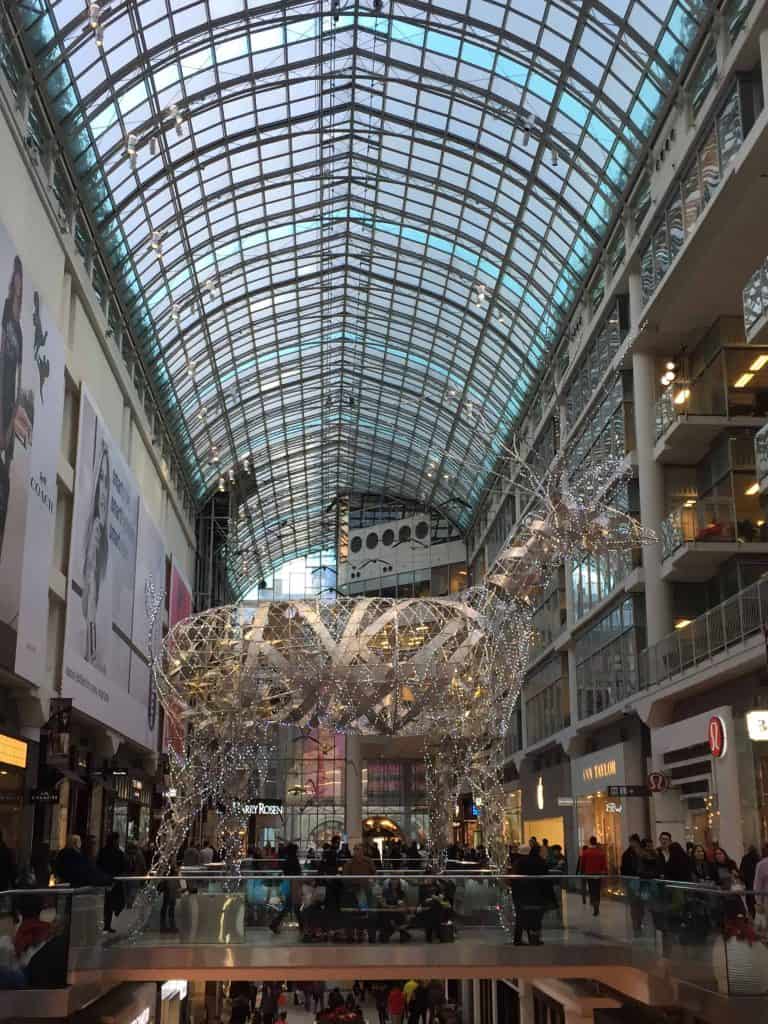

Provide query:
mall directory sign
left=62, top=387, right=165, bottom=750
left=0, top=218, right=65, bottom=686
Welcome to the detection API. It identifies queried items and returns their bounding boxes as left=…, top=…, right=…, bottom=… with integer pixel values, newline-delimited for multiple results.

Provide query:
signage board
left=606, top=784, right=649, bottom=798
left=234, top=799, right=283, bottom=816
left=747, top=710, right=768, bottom=741
left=30, top=787, right=60, bottom=804
left=708, top=715, right=727, bottom=758
left=0, top=733, right=27, bottom=768
left=647, top=770, right=669, bottom=793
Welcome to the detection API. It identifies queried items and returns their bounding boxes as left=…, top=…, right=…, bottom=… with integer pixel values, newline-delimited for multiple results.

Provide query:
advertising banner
left=163, top=561, right=192, bottom=757
left=129, top=499, right=166, bottom=736
left=0, top=219, right=65, bottom=684
left=63, top=388, right=148, bottom=745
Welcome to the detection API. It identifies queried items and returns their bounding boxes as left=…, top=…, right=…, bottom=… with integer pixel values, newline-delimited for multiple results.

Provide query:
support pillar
left=761, top=30, right=768, bottom=109
left=460, top=980, right=474, bottom=1024
left=631, top=349, right=673, bottom=646
left=344, top=733, right=362, bottom=846
left=517, top=982, right=535, bottom=1024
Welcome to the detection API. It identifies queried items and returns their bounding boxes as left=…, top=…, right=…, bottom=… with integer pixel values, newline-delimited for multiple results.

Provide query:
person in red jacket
left=580, top=836, right=608, bottom=916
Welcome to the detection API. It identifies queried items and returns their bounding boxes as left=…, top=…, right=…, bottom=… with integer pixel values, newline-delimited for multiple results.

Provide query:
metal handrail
left=639, top=576, right=768, bottom=690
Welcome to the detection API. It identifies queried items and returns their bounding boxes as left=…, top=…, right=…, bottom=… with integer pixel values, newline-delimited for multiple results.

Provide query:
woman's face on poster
left=10, top=267, right=22, bottom=319
left=97, top=453, right=109, bottom=522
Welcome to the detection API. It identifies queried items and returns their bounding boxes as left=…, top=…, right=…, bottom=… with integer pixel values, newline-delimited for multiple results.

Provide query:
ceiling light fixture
left=735, top=372, right=754, bottom=388
left=674, top=619, right=692, bottom=630
left=745, top=482, right=760, bottom=496
left=126, top=133, right=138, bottom=171
left=749, top=354, right=768, bottom=372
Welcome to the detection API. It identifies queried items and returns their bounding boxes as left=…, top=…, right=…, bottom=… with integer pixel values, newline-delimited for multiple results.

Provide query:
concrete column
left=472, top=980, right=482, bottom=1024
left=714, top=15, right=730, bottom=75
left=631, top=350, right=673, bottom=646
left=460, top=980, right=474, bottom=1024
left=761, top=30, right=768, bottom=108
left=517, top=981, right=535, bottom=1024
left=627, top=266, right=643, bottom=335
left=344, top=733, right=362, bottom=845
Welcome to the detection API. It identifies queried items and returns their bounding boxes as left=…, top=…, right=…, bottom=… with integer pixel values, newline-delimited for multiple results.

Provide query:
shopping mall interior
left=4, top=0, right=768, bottom=1022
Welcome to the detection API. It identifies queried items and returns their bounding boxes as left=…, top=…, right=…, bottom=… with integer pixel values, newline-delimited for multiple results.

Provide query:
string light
left=131, top=435, right=656, bottom=932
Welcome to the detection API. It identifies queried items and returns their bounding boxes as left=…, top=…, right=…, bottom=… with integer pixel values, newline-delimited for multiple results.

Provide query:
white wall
left=0, top=89, right=196, bottom=739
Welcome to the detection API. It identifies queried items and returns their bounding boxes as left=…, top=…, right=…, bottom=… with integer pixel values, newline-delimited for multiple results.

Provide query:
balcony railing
left=743, top=254, right=768, bottom=340
left=639, top=576, right=768, bottom=690
left=661, top=503, right=767, bottom=559
left=756, top=422, right=768, bottom=487
left=14, top=875, right=768, bottom=998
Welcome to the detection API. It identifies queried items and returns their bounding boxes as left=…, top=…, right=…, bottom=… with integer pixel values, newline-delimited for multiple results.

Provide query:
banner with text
left=62, top=388, right=149, bottom=745
left=0, top=219, right=65, bottom=685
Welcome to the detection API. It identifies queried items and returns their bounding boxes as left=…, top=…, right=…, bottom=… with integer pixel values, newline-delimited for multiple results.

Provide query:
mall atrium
left=1, top=1, right=768, bottom=1023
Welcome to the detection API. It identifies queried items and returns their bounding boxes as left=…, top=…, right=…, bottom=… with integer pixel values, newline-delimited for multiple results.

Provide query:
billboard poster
left=163, top=561, right=192, bottom=757
left=129, top=500, right=166, bottom=735
left=63, top=388, right=147, bottom=745
left=0, top=219, right=65, bottom=683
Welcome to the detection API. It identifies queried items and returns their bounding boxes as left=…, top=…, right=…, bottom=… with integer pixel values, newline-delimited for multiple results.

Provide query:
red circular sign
left=647, top=771, right=669, bottom=793
left=708, top=715, right=727, bottom=758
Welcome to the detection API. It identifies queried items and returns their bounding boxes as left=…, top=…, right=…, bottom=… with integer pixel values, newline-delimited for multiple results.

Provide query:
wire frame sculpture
left=155, top=594, right=516, bottom=740
left=139, top=443, right=657, bottom=924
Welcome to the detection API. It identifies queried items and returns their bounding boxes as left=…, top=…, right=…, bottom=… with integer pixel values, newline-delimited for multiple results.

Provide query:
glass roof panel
left=16, top=0, right=706, bottom=587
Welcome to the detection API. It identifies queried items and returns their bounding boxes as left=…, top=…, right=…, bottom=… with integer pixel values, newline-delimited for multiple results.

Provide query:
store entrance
left=577, top=794, right=621, bottom=873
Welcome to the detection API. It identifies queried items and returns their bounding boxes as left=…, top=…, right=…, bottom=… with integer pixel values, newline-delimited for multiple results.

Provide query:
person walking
left=408, top=983, right=429, bottom=1024
left=576, top=844, right=589, bottom=906
left=512, top=843, right=548, bottom=945
left=656, top=832, right=673, bottom=877
left=97, top=831, right=126, bottom=933
left=579, top=836, right=607, bottom=916
left=373, top=983, right=389, bottom=1024
left=124, top=839, right=147, bottom=909
left=270, top=842, right=302, bottom=934
left=387, top=984, right=406, bottom=1024
left=0, top=830, right=16, bottom=892
left=740, top=844, right=761, bottom=916
left=341, top=843, right=377, bottom=941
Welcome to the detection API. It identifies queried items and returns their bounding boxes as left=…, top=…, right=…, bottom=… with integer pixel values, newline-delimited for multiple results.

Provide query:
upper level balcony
left=755, top=421, right=768, bottom=492
left=638, top=574, right=768, bottom=695
left=4, top=874, right=768, bottom=1018
left=653, top=324, right=768, bottom=465
left=660, top=499, right=768, bottom=580
left=743, top=252, right=768, bottom=344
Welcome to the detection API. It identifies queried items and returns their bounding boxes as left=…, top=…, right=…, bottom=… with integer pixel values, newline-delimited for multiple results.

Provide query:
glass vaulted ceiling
left=19, top=0, right=706, bottom=588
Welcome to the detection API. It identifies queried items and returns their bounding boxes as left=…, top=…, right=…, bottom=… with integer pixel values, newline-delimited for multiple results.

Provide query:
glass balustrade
left=4, top=876, right=768, bottom=997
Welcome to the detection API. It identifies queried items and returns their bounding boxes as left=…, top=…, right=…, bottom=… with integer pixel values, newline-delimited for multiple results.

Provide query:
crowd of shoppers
left=220, top=980, right=452, bottom=1024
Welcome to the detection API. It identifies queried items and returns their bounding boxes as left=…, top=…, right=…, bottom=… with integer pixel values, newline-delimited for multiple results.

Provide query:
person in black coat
left=97, top=831, right=126, bottom=933
left=0, top=830, right=16, bottom=892
left=55, top=835, right=92, bottom=886
left=511, top=846, right=549, bottom=945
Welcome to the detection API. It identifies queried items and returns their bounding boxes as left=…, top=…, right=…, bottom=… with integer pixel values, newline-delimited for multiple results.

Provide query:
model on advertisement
left=82, top=440, right=110, bottom=667
left=0, top=225, right=65, bottom=684
left=0, top=255, right=31, bottom=560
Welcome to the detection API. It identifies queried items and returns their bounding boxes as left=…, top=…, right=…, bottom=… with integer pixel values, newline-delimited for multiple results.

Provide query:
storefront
left=650, top=705, right=740, bottom=851
left=502, top=788, right=522, bottom=848
left=571, top=738, right=647, bottom=874
left=519, top=753, right=572, bottom=857
left=106, top=773, right=153, bottom=847
left=0, top=732, right=28, bottom=860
